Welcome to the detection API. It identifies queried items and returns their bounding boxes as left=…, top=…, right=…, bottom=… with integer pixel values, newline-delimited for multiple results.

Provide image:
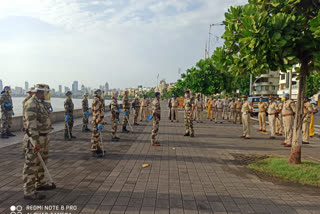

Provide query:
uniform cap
left=4, top=86, right=11, bottom=91
left=83, top=92, right=89, bottom=96
left=26, top=87, right=35, bottom=93
left=284, top=93, right=290, bottom=98
left=65, top=91, right=72, bottom=96
left=185, top=90, right=190, bottom=94
left=155, top=92, right=161, bottom=97
left=93, top=89, right=101, bottom=95
left=33, top=84, right=50, bottom=92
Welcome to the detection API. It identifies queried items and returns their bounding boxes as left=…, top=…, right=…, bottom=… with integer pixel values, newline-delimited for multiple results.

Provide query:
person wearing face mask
left=275, top=97, right=283, bottom=136
left=309, top=101, right=318, bottom=138
left=234, top=97, right=243, bottom=124
left=183, top=90, right=195, bottom=137
left=257, top=97, right=268, bottom=132
left=64, top=91, right=75, bottom=141
left=122, top=91, right=130, bottom=133
left=0, top=86, right=15, bottom=138
left=222, top=95, right=229, bottom=120
left=267, top=96, right=277, bottom=139
left=302, top=97, right=313, bottom=144
left=215, top=97, right=223, bottom=123
left=194, top=94, right=204, bottom=123
left=228, top=98, right=236, bottom=122
left=281, top=93, right=295, bottom=147
left=23, top=84, right=55, bottom=200
left=171, top=95, right=179, bottom=122
left=82, top=92, right=91, bottom=132
left=22, top=88, right=35, bottom=151
left=151, top=92, right=161, bottom=146
left=110, top=93, right=120, bottom=141
left=241, top=95, right=253, bottom=139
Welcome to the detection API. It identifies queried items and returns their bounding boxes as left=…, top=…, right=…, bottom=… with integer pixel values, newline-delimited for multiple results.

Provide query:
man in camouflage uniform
left=64, top=91, right=75, bottom=141
left=110, top=93, right=120, bottom=141
left=22, top=88, right=35, bottom=152
left=0, top=86, right=15, bottom=138
left=140, top=95, right=148, bottom=121
left=23, top=84, right=55, bottom=201
left=82, top=92, right=91, bottom=132
left=234, top=98, right=243, bottom=124
left=302, top=97, right=313, bottom=144
left=151, top=92, right=161, bottom=146
left=132, top=94, right=140, bottom=125
left=183, top=90, right=195, bottom=137
left=91, top=89, right=105, bottom=157
left=122, top=91, right=130, bottom=132
left=281, top=93, right=295, bottom=147
left=43, top=85, right=53, bottom=114
left=222, top=95, right=229, bottom=120
left=194, top=94, right=204, bottom=123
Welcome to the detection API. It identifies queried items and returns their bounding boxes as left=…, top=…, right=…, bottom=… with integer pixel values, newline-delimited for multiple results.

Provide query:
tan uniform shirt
left=215, top=100, right=223, bottom=111
left=258, top=102, right=267, bottom=112
left=268, top=102, right=277, bottom=114
left=282, top=99, right=295, bottom=115
left=222, top=99, right=229, bottom=107
left=229, top=101, right=236, bottom=111
left=194, top=99, right=204, bottom=111
left=304, top=102, right=313, bottom=119
left=235, top=100, right=243, bottom=112
left=171, top=99, right=179, bottom=108
left=241, top=101, right=252, bottom=114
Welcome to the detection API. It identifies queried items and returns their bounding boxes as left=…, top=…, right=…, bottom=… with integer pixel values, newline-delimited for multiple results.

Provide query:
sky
left=0, top=0, right=247, bottom=90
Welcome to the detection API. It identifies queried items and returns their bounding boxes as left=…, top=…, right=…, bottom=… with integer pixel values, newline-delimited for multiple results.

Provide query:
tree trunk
left=288, top=60, right=308, bottom=164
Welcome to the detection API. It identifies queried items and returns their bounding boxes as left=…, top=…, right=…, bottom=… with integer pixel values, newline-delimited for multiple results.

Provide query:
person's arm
left=25, top=101, right=40, bottom=152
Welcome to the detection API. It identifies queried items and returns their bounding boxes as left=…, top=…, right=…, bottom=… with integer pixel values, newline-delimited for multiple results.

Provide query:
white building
left=252, top=71, right=280, bottom=96
left=277, top=66, right=299, bottom=100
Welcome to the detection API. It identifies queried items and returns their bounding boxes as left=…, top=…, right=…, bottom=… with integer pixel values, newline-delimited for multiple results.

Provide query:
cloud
left=0, top=0, right=248, bottom=90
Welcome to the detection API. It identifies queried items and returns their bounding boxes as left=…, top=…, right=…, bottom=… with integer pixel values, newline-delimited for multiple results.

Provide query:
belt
left=268, top=113, right=275, bottom=115
left=39, top=133, right=48, bottom=137
left=142, top=106, right=147, bottom=107
left=259, top=111, right=266, bottom=113
left=284, top=114, right=293, bottom=117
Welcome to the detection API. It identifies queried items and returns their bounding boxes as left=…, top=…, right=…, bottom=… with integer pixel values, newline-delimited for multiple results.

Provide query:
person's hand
left=33, top=144, right=41, bottom=154
left=117, top=109, right=121, bottom=113
left=5, top=103, right=12, bottom=108
left=124, top=112, right=127, bottom=116
left=65, top=115, right=69, bottom=122
left=147, top=115, right=153, bottom=120
left=50, top=107, right=54, bottom=112
left=98, top=124, right=103, bottom=131
left=85, top=111, right=89, bottom=116
left=12, top=111, right=14, bottom=116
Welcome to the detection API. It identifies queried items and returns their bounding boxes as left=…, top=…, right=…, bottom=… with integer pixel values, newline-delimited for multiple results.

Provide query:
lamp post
left=207, top=23, right=224, bottom=57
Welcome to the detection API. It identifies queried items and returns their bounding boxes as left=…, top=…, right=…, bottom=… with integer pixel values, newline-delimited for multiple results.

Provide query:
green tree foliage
left=222, top=0, right=320, bottom=164
left=306, top=71, right=320, bottom=97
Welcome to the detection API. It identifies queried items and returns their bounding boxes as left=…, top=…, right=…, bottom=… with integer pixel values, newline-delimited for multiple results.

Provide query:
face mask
left=69, top=95, right=73, bottom=99
left=277, top=100, right=280, bottom=103
left=259, top=100, right=262, bottom=102
left=184, top=94, right=188, bottom=98
left=238, top=99, right=240, bottom=101
left=8, top=90, right=12, bottom=94
left=100, top=94, right=104, bottom=99
left=45, top=92, right=51, bottom=101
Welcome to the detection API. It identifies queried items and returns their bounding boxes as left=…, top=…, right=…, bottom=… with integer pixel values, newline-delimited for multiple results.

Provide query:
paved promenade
left=0, top=104, right=320, bottom=214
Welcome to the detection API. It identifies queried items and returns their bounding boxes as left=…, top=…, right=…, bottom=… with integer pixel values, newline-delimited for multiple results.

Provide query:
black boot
left=122, top=126, right=129, bottom=133
left=6, top=131, right=15, bottom=137
left=85, top=128, right=91, bottom=132
left=112, top=137, right=119, bottom=142
left=1, top=133, right=8, bottom=139
left=24, top=192, right=46, bottom=200
left=36, top=183, right=56, bottom=191
left=184, top=133, right=190, bottom=136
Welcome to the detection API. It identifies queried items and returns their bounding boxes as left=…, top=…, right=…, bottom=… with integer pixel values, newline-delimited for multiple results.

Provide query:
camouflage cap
left=33, top=84, right=50, bottom=92
left=3, top=86, right=11, bottom=91
left=65, top=91, right=72, bottom=96
left=93, top=89, right=102, bottom=95
left=26, top=87, right=35, bottom=93
left=83, top=92, right=89, bottom=96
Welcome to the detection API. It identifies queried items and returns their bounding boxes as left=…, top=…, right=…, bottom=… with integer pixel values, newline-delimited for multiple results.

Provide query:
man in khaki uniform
left=302, top=97, right=313, bottom=144
left=210, top=98, right=216, bottom=121
left=276, top=97, right=283, bottom=136
left=222, top=96, right=229, bottom=120
left=183, top=90, right=195, bottom=137
left=234, top=98, right=243, bottom=124
left=258, top=97, right=267, bottom=132
left=171, top=96, right=179, bottom=122
left=228, top=98, right=236, bottom=122
left=140, top=95, right=148, bottom=121
left=151, top=92, right=161, bottom=146
left=241, top=95, right=253, bottom=139
left=194, top=94, right=204, bottom=123
left=132, top=95, right=140, bottom=125
left=215, top=97, right=223, bottom=123
left=23, top=84, right=55, bottom=200
left=267, top=96, right=277, bottom=139
left=281, top=93, right=295, bottom=147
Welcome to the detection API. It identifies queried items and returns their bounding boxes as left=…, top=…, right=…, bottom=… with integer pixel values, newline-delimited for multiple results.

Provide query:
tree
left=306, top=71, right=320, bottom=97
left=222, top=0, right=320, bottom=164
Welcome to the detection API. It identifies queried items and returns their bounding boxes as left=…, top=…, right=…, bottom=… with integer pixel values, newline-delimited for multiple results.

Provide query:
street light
left=207, top=23, right=224, bottom=57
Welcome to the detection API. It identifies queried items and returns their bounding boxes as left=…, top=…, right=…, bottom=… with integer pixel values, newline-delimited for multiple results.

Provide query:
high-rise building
left=65, top=86, right=70, bottom=93
left=25, top=81, right=29, bottom=91
left=59, top=85, right=62, bottom=95
left=0, top=80, right=2, bottom=91
left=72, top=81, right=79, bottom=93
left=105, top=82, right=109, bottom=92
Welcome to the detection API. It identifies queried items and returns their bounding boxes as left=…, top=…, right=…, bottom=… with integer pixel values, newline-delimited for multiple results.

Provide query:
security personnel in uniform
left=267, top=96, right=277, bottom=139
left=234, top=98, right=243, bottom=124
left=110, top=93, right=120, bottom=141
left=64, top=91, right=75, bottom=140
left=302, top=97, right=313, bottom=144
left=183, top=90, right=195, bottom=137
left=206, top=97, right=214, bottom=120
left=222, top=95, right=229, bottom=120
left=23, top=84, right=55, bottom=200
left=258, top=97, right=267, bottom=132
left=22, top=88, right=35, bottom=152
left=229, top=98, right=236, bottom=122
left=241, top=95, right=253, bottom=139
left=171, top=95, right=179, bottom=122
left=215, top=97, right=223, bottom=123
left=281, top=93, right=295, bottom=147
left=195, top=94, right=204, bottom=123
left=122, top=91, right=130, bottom=133
left=276, top=97, right=283, bottom=136
left=91, top=89, right=105, bottom=157
left=82, top=92, right=91, bottom=132
left=0, top=86, right=15, bottom=138
left=132, top=94, right=140, bottom=125
left=140, top=95, right=148, bottom=121
left=310, top=101, right=318, bottom=137
left=151, top=92, right=161, bottom=146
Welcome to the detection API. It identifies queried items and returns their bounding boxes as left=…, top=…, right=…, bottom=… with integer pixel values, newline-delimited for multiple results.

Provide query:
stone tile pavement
left=0, top=104, right=320, bottom=214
